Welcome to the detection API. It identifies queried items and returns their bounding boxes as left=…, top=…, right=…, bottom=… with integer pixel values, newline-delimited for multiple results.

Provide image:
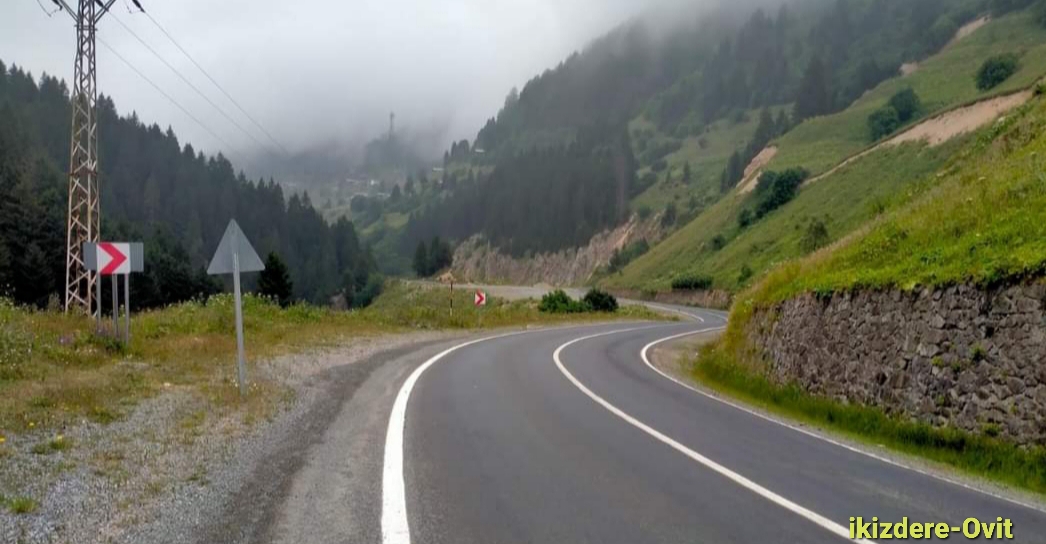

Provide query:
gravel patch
left=0, top=330, right=464, bottom=544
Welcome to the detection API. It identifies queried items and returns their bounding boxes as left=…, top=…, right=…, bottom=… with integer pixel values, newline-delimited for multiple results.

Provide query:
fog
left=1, top=0, right=733, bottom=174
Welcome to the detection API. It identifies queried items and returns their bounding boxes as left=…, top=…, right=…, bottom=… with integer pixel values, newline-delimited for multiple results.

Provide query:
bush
left=538, top=290, right=587, bottom=313
left=738, top=265, right=754, bottom=284
left=888, top=88, right=921, bottom=123
left=868, top=105, right=901, bottom=140
left=710, top=234, right=726, bottom=251
left=608, top=239, right=649, bottom=272
left=661, top=202, right=678, bottom=227
left=671, top=274, right=713, bottom=291
left=799, top=219, right=830, bottom=253
left=738, top=209, right=754, bottom=229
left=651, top=159, right=668, bottom=173
left=976, top=54, right=1020, bottom=91
left=752, top=168, right=808, bottom=220
left=583, top=289, right=618, bottom=312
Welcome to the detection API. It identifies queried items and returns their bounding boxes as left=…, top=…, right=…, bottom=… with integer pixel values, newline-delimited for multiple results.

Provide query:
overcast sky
left=1, top=0, right=691, bottom=169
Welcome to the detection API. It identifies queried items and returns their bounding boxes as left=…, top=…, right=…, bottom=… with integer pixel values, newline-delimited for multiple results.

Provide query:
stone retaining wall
left=747, top=282, right=1046, bottom=445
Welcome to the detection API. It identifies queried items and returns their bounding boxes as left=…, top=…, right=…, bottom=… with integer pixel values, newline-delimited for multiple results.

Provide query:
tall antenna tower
left=53, top=0, right=117, bottom=314
left=389, top=111, right=395, bottom=141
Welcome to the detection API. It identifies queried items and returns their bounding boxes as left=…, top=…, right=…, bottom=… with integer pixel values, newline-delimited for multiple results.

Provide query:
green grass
left=3, top=495, right=39, bottom=514
left=679, top=94, right=1046, bottom=495
left=689, top=341, right=1046, bottom=495
left=607, top=11, right=1046, bottom=295
left=608, top=138, right=963, bottom=292
left=754, top=95, right=1046, bottom=304
left=30, top=435, right=71, bottom=455
left=629, top=108, right=787, bottom=214
left=771, top=11, right=1046, bottom=176
left=0, top=281, right=662, bottom=434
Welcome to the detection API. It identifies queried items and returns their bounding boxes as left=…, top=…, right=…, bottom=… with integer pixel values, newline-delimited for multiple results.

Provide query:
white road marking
left=640, top=329, right=1046, bottom=515
left=554, top=328, right=875, bottom=543
left=381, top=323, right=660, bottom=544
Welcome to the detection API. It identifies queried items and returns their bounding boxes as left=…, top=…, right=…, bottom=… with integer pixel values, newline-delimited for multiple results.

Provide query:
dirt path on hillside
left=738, top=146, right=778, bottom=194
left=805, top=90, right=1032, bottom=186
left=950, top=15, right=990, bottom=47
left=899, top=16, right=989, bottom=78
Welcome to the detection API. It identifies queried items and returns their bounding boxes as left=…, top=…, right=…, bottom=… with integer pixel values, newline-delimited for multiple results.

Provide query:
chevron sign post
left=84, top=242, right=144, bottom=344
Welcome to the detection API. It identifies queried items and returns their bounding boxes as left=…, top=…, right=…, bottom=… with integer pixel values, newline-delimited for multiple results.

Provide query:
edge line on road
left=380, top=322, right=662, bottom=544
left=640, top=330, right=1046, bottom=516
left=553, top=328, right=875, bottom=543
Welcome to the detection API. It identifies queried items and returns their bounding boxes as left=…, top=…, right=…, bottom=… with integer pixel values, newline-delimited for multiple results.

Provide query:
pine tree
left=413, top=241, right=429, bottom=277
left=258, top=252, right=294, bottom=307
left=794, top=57, right=832, bottom=121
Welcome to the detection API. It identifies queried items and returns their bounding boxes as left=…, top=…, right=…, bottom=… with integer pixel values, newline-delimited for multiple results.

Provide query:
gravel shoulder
left=0, top=330, right=468, bottom=544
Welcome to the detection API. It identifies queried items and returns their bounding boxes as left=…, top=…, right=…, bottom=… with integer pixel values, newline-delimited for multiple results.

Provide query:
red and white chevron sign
left=474, top=290, right=487, bottom=306
left=97, top=242, right=130, bottom=275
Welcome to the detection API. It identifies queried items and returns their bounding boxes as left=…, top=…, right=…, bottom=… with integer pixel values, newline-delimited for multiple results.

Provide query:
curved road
left=386, top=310, right=1046, bottom=543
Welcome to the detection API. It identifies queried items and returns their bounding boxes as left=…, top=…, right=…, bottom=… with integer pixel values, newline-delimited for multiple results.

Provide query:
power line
left=105, top=11, right=273, bottom=154
left=136, top=7, right=289, bottom=155
left=98, top=37, right=242, bottom=158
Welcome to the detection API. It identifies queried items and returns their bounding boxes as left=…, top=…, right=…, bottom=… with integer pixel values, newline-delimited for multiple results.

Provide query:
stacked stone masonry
left=747, top=282, right=1046, bottom=445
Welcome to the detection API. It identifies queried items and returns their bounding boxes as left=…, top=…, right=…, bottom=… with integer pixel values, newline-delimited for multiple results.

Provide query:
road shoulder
left=648, top=331, right=1046, bottom=514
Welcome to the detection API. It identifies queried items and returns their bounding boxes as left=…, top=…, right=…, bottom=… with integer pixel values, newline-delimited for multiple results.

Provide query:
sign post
left=84, top=242, right=143, bottom=343
left=475, top=289, right=486, bottom=328
left=207, top=220, right=265, bottom=397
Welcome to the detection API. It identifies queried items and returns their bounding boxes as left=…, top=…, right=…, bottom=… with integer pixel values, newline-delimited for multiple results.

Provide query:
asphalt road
left=394, top=311, right=1046, bottom=543
left=231, top=301, right=1046, bottom=544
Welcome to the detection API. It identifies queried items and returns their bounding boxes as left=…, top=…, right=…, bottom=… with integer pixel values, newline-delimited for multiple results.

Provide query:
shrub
left=583, top=289, right=618, bottom=312
left=637, top=205, right=652, bottom=221
left=710, top=234, right=726, bottom=251
left=738, top=209, right=754, bottom=229
left=752, top=168, right=808, bottom=219
left=738, top=265, right=754, bottom=284
left=976, top=54, right=1020, bottom=91
left=799, top=219, right=830, bottom=253
left=538, top=290, right=587, bottom=313
left=651, top=159, right=668, bottom=172
left=671, top=274, right=713, bottom=291
left=661, top=202, right=678, bottom=227
left=868, top=105, right=901, bottom=140
left=888, top=88, right=921, bottom=123
left=608, top=239, right=649, bottom=272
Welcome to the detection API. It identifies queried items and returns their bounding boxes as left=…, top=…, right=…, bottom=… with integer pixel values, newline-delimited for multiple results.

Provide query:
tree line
left=0, top=60, right=378, bottom=308
left=405, top=124, right=637, bottom=257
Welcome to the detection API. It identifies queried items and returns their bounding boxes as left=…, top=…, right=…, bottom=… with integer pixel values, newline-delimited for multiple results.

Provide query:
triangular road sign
left=208, top=219, right=265, bottom=275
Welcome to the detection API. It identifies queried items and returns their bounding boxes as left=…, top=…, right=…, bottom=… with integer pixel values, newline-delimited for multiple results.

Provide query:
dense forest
left=404, top=124, right=636, bottom=256
left=0, top=59, right=378, bottom=308
left=383, top=0, right=1001, bottom=261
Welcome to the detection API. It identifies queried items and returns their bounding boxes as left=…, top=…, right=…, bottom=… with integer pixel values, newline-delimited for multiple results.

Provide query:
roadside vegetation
left=689, top=339, right=1046, bottom=494
left=686, top=86, right=1046, bottom=496
left=0, top=281, right=660, bottom=435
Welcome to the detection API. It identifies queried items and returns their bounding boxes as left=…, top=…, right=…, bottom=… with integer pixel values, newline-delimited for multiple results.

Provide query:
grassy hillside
left=679, top=92, right=1046, bottom=495
left=609, top=8, right=1046, bottom=293
left=752, top=94, right=1046, bottom=304
left=628, top=106, right=790, bottom=214
left=609, top=139, right=966, bottom=291
left=772, top=10, right=1046, bottom=174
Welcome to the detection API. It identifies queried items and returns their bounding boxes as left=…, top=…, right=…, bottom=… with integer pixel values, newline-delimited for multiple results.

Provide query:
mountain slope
left=607, top=5, right=1046, bottom=293
left=0, top=61, right=378, bottom=307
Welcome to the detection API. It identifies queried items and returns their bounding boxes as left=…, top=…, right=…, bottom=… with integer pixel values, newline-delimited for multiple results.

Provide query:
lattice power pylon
left=55, top=0, right=117, bottom=314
